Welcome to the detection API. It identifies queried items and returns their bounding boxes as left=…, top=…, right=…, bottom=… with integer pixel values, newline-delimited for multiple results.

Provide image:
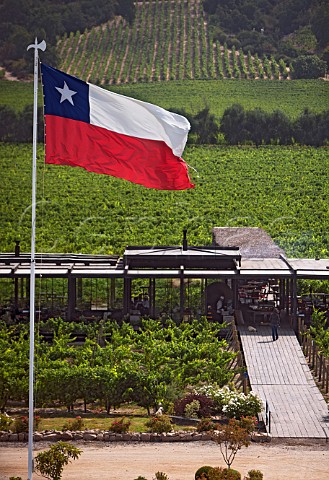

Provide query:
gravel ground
left=0, top=440, right=329, bottom=480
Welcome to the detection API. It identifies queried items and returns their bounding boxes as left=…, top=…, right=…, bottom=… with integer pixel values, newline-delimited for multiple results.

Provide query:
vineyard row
left=57, top=0, right=290, bottom=85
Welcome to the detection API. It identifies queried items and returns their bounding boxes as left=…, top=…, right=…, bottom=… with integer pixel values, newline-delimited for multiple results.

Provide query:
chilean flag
left=41, top=64, right=194, bottom=190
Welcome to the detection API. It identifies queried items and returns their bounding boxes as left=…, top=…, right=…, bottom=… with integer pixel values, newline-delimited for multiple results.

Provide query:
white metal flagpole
left=26, top=37, right=46, bottom=480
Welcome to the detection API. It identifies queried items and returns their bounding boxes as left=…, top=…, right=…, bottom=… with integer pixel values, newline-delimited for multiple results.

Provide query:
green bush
left=35, top=441, right=82, bottom=480
left=195, top=466, right=214, bottom=480
left=0, top=413, right=13, bottom=431
left=145, top=414, right=172, bottom=433
left=62, top=416, right=84, bottom=431
left=185, top=400, right=201, bottom=418
left=153, top=473, right=169, bottom=480
left=209, top=467, right=241, bottom=480
left=245, top=470, right=263, bottom=480
left=292, top=55, right=326, bottom=79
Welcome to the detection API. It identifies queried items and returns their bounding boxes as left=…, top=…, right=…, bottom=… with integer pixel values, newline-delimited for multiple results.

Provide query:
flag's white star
left=55, top=81, right=77, bottom=105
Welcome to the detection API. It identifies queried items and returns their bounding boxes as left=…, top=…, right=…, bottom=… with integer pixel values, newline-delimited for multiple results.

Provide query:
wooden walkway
left=238, top=325, right=329, bottom=439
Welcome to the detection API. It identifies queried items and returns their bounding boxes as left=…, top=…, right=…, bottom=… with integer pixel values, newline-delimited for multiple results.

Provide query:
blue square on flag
left=41, top=64, right=90, bottom=123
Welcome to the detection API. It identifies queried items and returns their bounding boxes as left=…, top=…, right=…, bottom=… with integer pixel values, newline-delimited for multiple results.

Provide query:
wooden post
left=312, top=340, right=316, bottom=369
left=322, top=358, right=326, bottom=390
left=318, top=355, right=322, bottom=382
left=67, top=275, right=76, bottom=321
left=326, top=365, right=329, bottom=394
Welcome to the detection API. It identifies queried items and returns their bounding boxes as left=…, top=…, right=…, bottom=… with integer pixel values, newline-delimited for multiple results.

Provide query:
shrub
left=174, top=394, right=215, bottom=418
left=0, top=413, right=13, bottom=431
left=292, top=55, right=326, bottom=79
left=153, top=473, right=169, bottom=480
left=194, top=385, right=262, bottom=419
left=185, top=400, right=201, bottom=418
left=245, top=470, right=263, bottom=480
left=209, top=467, right=241, bottom=480
left=35, top=441, right=82, bottom=480
left=109, top=416, right=131, bottom=433
left=62, top=416, right=84, bottom=431
left=12, top=415, right=41, bottom=433
left=146, top=415, right=172, bottom=434
left=238, top=416, right=257, bottom=435
left=9, top=477, right=23, bottom=480
left=195, top=465, right=214, bottom=480
left=196, top=418, right=216, bottom=432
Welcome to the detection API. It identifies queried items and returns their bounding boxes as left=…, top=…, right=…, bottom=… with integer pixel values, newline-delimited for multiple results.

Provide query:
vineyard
left=1, top=144, right=328, bottom=258
left=57, top=0, right=291, bottom=85
left=1, top=78, right=328, bottom=119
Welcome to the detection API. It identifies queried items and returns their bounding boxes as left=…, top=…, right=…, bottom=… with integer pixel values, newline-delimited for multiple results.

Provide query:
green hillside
left=58, top=0, right=291, bottom=85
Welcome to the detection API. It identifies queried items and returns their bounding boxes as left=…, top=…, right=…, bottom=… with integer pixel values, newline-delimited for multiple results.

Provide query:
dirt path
left=0, top=441, right=328, bottom=480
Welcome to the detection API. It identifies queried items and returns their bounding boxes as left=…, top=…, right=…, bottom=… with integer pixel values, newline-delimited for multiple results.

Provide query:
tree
left=266, top=110, right=293, bottom=145
left=311, top=3, right=329, bottom=47
left=193, top=107, right=220, bottom=144
left=292, top=55, right=326, bottom=79
left=220, top=104, right=246, bottom=145
left=293, top=108, right=328, bottom=146
left=35, top=442, right=82, bottom=480
left=211, top=418, right=255, bottom=469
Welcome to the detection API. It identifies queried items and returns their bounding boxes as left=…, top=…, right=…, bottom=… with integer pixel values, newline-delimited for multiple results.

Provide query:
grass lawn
left=10, top=404, right=196, bottom=433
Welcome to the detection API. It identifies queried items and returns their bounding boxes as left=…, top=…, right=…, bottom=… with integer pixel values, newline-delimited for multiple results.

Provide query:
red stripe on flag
left=45, top=116, right=194, bottom=190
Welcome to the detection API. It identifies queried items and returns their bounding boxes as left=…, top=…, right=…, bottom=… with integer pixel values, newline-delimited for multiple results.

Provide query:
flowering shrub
left=109, top=417, right=131, bottom=433
left=12, top=415, right=41, bottom=433
left=62, top=416, right=84, bottom=431
left=196, top=418, right=216, bottom=432
left=194, top=385, right=262, bottom=419
left=174, top=394, right=215, bottom=418
left=145, top=414, right=172, bottom=433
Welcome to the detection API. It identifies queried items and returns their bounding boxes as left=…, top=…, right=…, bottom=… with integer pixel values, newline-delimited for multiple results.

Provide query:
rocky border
left=0, top=430, right=271, bottom=443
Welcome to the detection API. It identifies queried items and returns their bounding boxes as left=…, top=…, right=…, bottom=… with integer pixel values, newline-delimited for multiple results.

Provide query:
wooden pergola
left=0, top=229, right=328, bottom=329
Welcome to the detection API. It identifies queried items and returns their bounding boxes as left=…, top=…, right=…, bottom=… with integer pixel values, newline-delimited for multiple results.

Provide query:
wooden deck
left=238, top=325, right=329, bottom=439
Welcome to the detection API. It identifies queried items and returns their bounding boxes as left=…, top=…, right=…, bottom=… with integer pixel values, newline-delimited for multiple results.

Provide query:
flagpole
left=26, top=38, right=46, bottom=480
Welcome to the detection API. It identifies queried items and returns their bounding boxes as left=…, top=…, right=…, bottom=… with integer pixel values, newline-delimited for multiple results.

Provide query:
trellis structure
left=0, top=229, right=328, bottom=328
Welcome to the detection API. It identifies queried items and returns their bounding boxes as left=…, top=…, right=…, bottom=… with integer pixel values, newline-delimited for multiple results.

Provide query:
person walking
left=270, top=307, right=280, bottom=341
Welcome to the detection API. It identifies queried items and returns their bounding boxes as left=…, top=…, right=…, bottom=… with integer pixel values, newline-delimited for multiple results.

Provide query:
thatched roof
left=212, top=227, right=285, bottom=259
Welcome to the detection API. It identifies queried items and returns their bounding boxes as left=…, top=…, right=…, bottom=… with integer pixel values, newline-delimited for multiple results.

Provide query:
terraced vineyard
left=57, top=0, right=290, bottom=85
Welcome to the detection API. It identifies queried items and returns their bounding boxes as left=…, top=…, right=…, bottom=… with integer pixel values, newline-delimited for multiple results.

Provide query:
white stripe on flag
left=88, top=83, right=190, bottom=157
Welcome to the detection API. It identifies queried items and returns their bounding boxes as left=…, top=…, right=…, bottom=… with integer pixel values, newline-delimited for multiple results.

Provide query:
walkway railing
left=232, top=322, right=249, bottom=394
left=265, top=400, right=271, bottom=434
left=298, top=317, right=329, bottom=394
